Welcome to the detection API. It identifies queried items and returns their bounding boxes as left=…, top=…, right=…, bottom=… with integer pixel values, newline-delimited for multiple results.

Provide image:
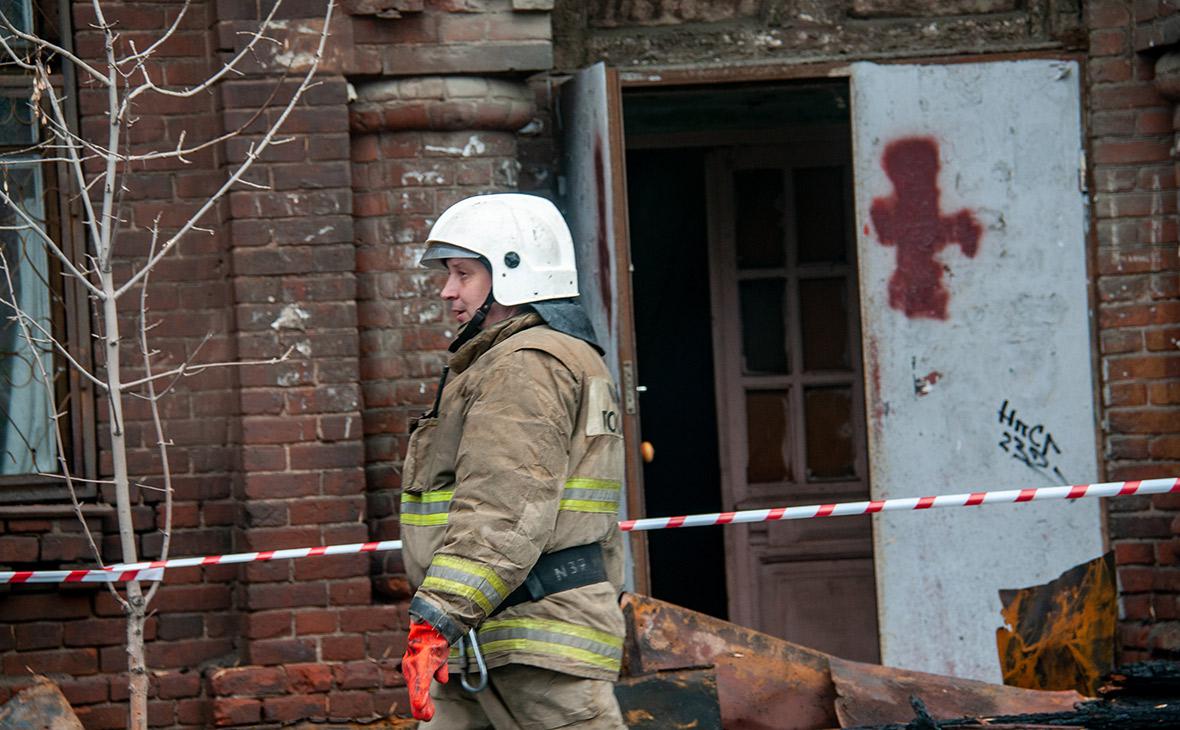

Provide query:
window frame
left=0, top=2, right=96, bottom=504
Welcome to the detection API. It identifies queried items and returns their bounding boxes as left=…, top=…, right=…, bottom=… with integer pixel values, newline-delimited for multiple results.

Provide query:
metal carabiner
left=457, top=628, right=489, bottom=693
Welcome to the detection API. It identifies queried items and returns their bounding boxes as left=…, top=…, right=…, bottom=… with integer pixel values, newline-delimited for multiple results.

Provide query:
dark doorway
left=626, top=147, right=728, bottom=619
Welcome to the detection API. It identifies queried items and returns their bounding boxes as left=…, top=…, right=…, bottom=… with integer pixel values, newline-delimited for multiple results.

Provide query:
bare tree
left=0, top=2, right=334, bottom=727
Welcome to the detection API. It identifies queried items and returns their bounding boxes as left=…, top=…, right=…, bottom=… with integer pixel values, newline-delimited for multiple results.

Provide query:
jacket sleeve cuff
left=409, top=596, right=466, bottom=645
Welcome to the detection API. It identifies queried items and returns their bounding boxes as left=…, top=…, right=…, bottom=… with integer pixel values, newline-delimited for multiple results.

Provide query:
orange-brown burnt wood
left=996, top=553, right=1117, bottom=696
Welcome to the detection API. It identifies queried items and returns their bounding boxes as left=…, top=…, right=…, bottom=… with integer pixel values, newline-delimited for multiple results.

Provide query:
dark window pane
left=800, top=278, right=850, bottom=371
left=739, top=278, right=788, bottom=375
left=734, top=169, right=785, bottom=269
left=747, top=389, right=791, bottom=484
left=0, top=93, right=36, bottom=146
left=804, top=386, right=855, bottom=481
left=794, top=166, right=847, bottom=264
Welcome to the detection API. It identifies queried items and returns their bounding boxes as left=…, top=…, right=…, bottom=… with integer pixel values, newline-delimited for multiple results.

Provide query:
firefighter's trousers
left=419, top=664, right=625, bottom=730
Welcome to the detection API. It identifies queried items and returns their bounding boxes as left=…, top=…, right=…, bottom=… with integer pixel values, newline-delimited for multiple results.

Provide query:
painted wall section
left=852, top=60, right=1103, bottom=683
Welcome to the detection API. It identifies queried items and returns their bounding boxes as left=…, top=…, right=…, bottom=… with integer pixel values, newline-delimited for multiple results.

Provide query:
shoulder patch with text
left=586, top=377, right=622, bottom=437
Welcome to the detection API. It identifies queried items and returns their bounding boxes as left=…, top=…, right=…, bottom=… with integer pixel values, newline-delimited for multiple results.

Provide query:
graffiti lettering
left=870, top=137, right=982, bottom=320
left=997, top=400, right=1066, bottom=483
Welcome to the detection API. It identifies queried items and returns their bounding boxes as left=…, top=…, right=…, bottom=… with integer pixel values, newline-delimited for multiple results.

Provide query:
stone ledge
left=350, top=76, right=535, bottom=133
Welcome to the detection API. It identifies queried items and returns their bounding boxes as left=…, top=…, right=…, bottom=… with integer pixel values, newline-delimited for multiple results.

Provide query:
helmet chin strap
left=448, top=290, right=496, bottom=353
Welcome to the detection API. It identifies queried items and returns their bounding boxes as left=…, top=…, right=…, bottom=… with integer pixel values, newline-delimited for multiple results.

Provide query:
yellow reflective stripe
left=559, top=499, right=619, bottom=514
left=480, top=617, right=623, bottom=648
left=564, top=477, right=619, bottom=491
left=401, top=490, right=454, bottom=503
left=401, top=513, right=448, bottom=526
left=421, top=576, right=493, bottom=613
left=431, top=555, right=509, bottom=598
left=477, top=639, right=620, bottom=672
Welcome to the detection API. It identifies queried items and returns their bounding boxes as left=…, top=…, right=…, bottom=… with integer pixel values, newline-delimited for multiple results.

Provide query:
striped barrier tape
left=3, top=478, right=1177, bottom=584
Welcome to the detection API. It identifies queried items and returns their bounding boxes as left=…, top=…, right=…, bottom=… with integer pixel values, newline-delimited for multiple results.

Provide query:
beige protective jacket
left=401, top=312, right=626, bottom=681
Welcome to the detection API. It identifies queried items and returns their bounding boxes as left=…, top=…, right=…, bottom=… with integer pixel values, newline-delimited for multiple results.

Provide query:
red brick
left=2, top=593, right=92, bottom=621
left=1106, top=382, right=1147, bottom=406
left=327, top=690, right=375, bottom=721
left=1106, top=354, right=1180, bottom=380
left=263, top=693, right=329, bottom=723
left=250, top=638, right=318, bottom=666
left=74, top=704, right=129, bottom=730
left=295, top=609, right=338, bottom=635
left=287, top=663, right=334, bottom=693
left=157, top=671, right=201, bottom=700
left=3, top=647, right=98, bottom=675
left=339, top=606, right=404, bottom=633
left=210, top=666, right=287, bottom=697
left=328, top=577, right=372, bottom=606
left=16, top=623, right=62, bottom=650
left=58, top=676, right=110, bottom=706
left=1151, top=435, right=1180, bottom=459
left=246, top=580, right=328, bottom=611
left=1150, top=381, right=1180, bottom=404
left=1122, top=593, right=1153, bottom=620
left=1113, top=515, right=1175, bottom=540
left=1101, top=329, right=1143, bottom=354
left=247, top=610, right=293, bottom=640
left=1093, top=138, right=1173, bottom=164
left=1116, top=541, right=1157, bottom=565
left=322, top=635, right=366, bottom=661
left=289, top=496, right=366, bottom=525
left=332, top=660, right=381, bottom=689
left=213, top=697, right=261, bottom=727
left=1119, top=565, right=1155, bottom=592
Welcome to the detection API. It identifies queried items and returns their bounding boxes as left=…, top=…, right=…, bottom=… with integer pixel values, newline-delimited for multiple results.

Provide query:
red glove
left=402, top=621, right=450, bottom=721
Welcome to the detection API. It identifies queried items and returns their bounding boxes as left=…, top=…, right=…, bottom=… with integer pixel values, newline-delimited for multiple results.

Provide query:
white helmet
left=419, top=193, right=579, bottom=306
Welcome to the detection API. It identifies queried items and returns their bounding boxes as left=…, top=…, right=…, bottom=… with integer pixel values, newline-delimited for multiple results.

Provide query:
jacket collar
left=448, top=311, right=544, bottom=374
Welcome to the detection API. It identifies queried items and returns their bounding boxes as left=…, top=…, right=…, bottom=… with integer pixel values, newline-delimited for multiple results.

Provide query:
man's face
left=441, top=258, right=493, bottom=324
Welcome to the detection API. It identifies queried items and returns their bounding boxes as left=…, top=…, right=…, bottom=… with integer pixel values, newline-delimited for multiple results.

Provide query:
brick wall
left=1095, top=0, right=1180, bottom=662
left=1, top=1, right=239, bottom=725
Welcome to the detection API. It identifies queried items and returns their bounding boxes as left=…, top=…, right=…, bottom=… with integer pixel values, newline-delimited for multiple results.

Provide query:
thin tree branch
left=0, top=247, right=106, bottom=567
left=125, top=0, right=284, bottom=102
left=114, top=0, right=336, bottom=299
left=0, top=10, right=110, bottom=84
left=0, top=181, right=105, bottom=298
left=137, top=222, right=171, bottom=606
left=119, top=346, right=294, bottom=391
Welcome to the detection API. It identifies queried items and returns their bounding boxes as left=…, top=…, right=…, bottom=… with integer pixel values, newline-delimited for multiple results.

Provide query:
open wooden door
left=851, top=59, right=1104, bottom=681
left=558, top=63, right=649, bottom=593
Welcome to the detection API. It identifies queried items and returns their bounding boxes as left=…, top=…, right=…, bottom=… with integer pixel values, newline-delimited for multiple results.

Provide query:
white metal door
left=851, top=60, right=1103, bottom=682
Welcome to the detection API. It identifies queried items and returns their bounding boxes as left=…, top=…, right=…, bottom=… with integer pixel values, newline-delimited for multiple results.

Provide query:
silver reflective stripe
left=401, top=490, right=453, bottom=526
left=559, top=477, right=620, bottom=514
left=460, top=617, right=623, bottom=672
left=422, top=555, right=507, bottom=614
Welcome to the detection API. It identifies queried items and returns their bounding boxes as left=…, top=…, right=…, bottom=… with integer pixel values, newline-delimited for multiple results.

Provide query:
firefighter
left=399, top=193, right=627, bottom=729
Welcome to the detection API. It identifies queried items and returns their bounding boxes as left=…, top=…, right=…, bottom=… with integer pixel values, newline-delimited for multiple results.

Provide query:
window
left=0, top=0, right=93, bottom=500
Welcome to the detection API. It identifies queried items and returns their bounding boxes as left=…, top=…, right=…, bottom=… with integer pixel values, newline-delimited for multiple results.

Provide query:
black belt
left=491, top=543, right=607, bottom=616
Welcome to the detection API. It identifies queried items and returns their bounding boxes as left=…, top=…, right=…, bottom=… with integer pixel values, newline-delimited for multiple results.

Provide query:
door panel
left=559, top=63, right=649, bottom=593
left=708, top=143, right=878, bottom=661
left=851, top=60, right=1102, bottom=681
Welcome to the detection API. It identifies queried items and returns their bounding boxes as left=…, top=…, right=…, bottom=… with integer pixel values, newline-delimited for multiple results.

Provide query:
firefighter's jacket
left=401, top=311, right=626, bottom=681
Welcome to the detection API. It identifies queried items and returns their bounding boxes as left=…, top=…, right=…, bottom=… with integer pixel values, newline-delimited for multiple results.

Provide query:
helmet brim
left=419, top=241, right=481, bottom=269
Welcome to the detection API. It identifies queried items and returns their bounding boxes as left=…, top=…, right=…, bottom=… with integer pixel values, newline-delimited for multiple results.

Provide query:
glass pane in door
left=734, top=169, right=785, bottom=269
left=804, top=386, right=855, bottom=480
left=746, top=389, right=791, bottom=484
left=794, top=166, right=847, bottom=264
left=800, top=277, right=850, bottom=371
left=739, top=278, right=788, bottom=374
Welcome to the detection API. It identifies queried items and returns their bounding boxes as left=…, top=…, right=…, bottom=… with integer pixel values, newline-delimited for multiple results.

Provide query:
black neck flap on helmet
left=530, top=298, right=603, bottom=355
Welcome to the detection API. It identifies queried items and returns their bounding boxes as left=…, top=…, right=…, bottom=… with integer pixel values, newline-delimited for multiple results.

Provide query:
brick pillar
left=349, top=76, right=535, bottom=598
left=1095, top=0, right=1180, bottom=662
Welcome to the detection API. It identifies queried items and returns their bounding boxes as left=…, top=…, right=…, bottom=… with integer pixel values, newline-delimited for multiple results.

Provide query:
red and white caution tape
left=618, top=477, right=1180, bottom=531
left=4, top=477, right=1177, bottom=584
left=0, top=540, right=403, bottom=584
